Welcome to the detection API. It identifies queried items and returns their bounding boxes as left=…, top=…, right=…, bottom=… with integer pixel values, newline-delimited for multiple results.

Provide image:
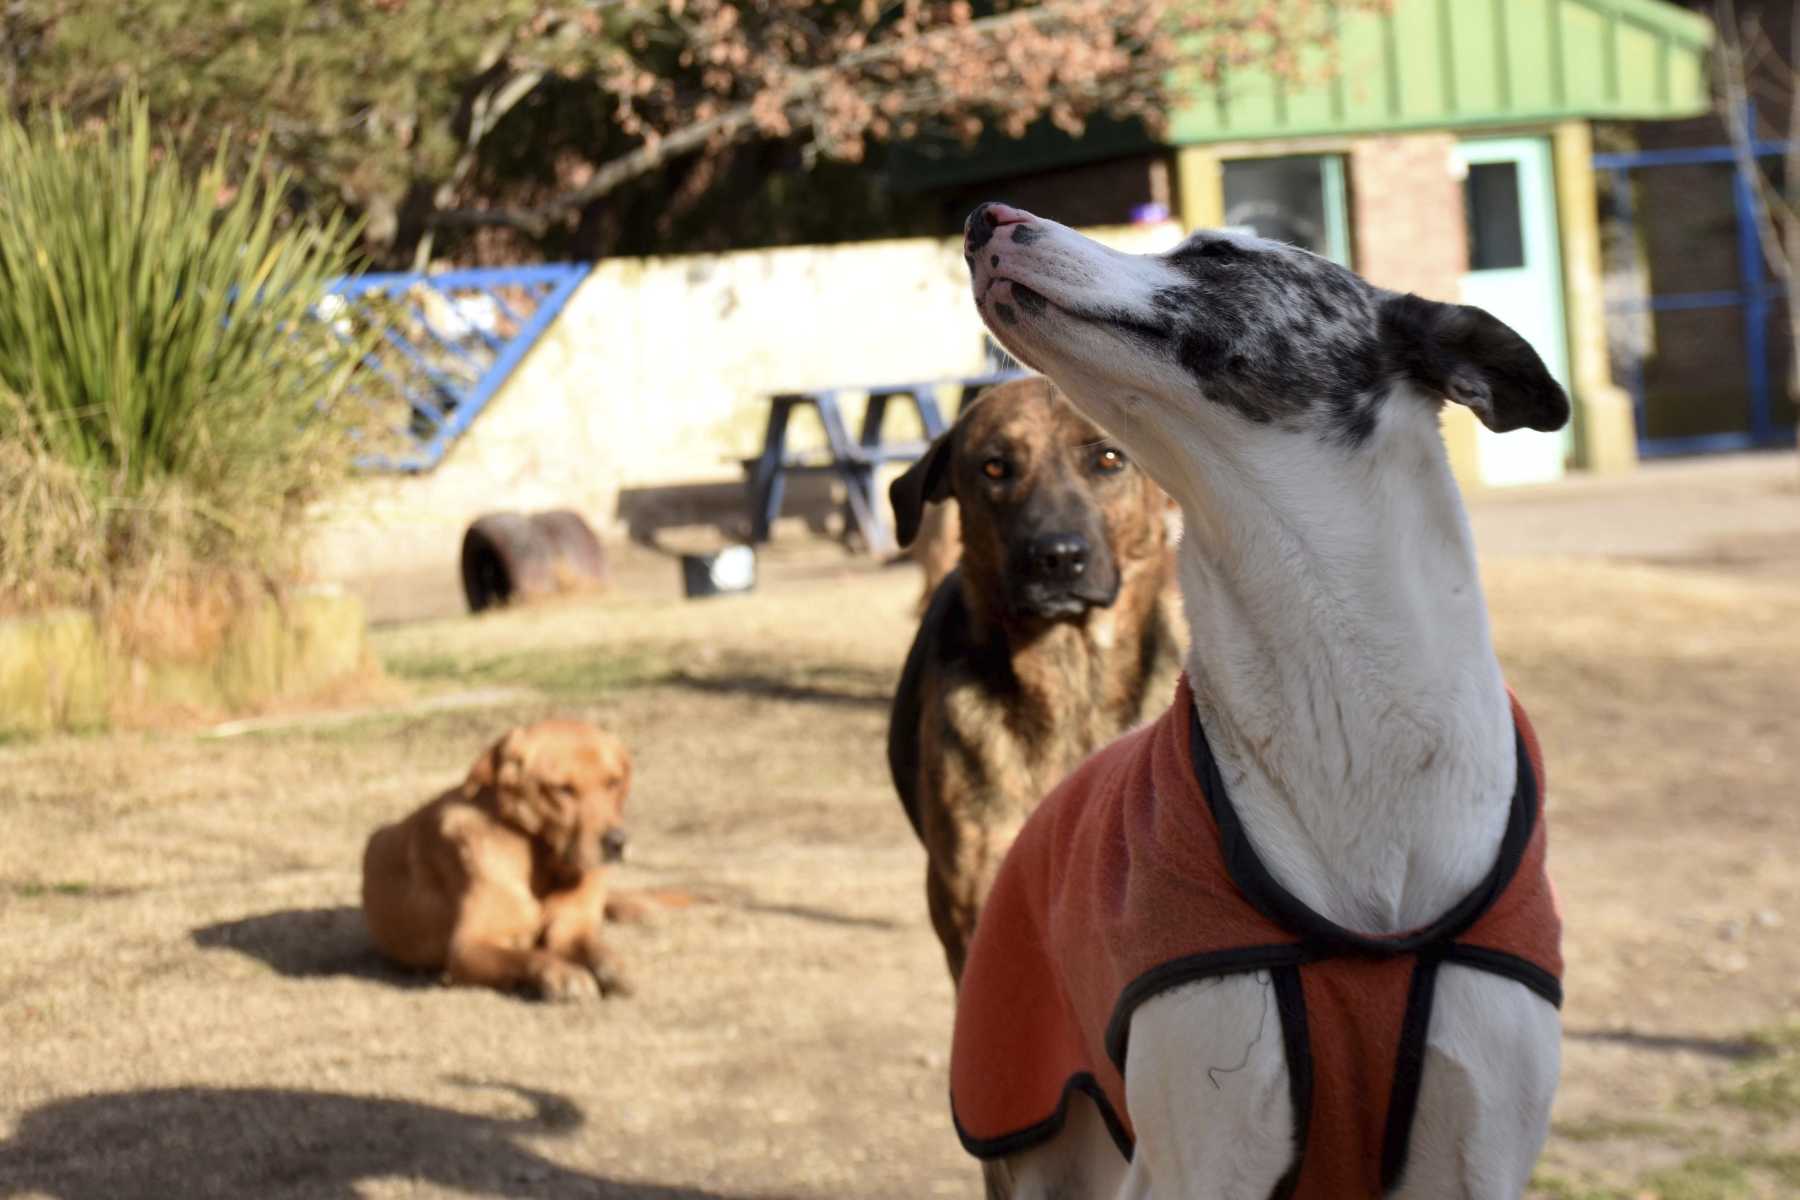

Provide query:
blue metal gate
left=1596, top=115, right=1795, bottom=458
left=325, top=263, right=591, bottom=473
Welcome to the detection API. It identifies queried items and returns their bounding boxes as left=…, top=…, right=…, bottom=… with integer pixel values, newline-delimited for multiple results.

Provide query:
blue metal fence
left=1595, top=114, right=1795, bottom=458
left=324, top=263, right=591, bottom=472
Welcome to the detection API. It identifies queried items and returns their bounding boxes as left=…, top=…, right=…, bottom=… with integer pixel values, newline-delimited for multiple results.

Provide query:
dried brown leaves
left=442, top=0, right=1389, bottom=228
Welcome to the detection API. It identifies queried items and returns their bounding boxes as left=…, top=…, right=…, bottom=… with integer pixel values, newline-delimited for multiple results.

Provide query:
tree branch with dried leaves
left=427, top=0, right=1390, bottom=236
left=4, top=1, right=1389, bottom=260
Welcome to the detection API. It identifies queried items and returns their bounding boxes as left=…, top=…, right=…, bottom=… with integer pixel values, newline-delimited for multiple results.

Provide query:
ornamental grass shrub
left=0, top=91, right=373, bottom=622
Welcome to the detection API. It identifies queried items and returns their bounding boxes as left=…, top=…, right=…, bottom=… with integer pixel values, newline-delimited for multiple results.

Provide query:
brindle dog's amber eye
left=982, top=458, right=1010, bottom=481
left=1096, top=447, right=1126, bottom=473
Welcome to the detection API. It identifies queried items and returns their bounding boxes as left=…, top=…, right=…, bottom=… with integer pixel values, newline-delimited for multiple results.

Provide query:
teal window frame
left=1220, top=153, right=1354, bottom=268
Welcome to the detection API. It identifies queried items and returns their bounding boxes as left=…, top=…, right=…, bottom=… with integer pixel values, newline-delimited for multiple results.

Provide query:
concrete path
left=1466, top=450, right=1800, bottom=578
left=340, top=451, right=1800, bottom=626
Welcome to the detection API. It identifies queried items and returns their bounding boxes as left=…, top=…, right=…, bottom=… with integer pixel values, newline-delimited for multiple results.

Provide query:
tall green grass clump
left=0, top=91, right=371, bottom=615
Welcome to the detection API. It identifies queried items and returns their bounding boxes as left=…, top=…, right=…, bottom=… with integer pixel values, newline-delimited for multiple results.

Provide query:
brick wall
left=1347, top=133, right=1484, bottom=480
left=1348, top=134, right=1468, bottom=300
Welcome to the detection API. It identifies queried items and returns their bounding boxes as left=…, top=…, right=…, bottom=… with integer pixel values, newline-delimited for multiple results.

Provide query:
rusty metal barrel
left=460, top=509, right=608, bottom=613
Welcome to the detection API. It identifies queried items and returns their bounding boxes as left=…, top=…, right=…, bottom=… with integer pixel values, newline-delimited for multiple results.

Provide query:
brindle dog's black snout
left=1024, top=532, right=1090, bottom=584
left=600, top=827, right=628, bottom=863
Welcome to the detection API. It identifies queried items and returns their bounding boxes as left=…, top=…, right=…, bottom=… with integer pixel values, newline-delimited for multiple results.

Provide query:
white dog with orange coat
left=947, top=203, right=1567, bottom=1200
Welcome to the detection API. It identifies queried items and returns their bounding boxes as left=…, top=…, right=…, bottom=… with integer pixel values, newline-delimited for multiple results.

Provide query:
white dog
left=949, top=203, right=1567, bottom=1200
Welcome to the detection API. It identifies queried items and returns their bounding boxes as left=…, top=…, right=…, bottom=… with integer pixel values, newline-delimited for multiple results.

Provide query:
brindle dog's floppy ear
left=1379, top=293, right=1570, bottom=433
left=889, top=426, right=958, bottom=549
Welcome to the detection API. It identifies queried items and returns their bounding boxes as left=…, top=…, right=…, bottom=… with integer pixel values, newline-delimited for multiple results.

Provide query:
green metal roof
left=1175, top=0, right=1715, bottom=144
left=887, top=0, right=1712, bottom=190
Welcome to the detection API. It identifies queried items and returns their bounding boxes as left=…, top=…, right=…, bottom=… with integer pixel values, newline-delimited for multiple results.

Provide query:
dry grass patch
left=1, top=554, right=1796, bottom=1199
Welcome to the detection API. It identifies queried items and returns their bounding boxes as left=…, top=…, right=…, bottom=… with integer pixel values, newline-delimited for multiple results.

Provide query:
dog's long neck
left=1171, top=404, right=1514, bottom=933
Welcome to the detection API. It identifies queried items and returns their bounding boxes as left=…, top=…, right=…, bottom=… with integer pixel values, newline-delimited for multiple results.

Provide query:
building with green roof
left=896, top=0, right=1717, bottom=485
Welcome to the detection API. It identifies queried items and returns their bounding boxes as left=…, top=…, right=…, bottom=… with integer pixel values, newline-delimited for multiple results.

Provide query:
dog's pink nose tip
left=965, top=202, right=1037, bottom=253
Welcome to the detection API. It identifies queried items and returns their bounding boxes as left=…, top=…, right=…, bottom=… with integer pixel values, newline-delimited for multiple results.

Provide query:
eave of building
left=888, top=0, right=1714, bottom=191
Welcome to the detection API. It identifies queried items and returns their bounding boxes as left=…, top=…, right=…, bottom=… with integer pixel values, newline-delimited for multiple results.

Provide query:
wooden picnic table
left=743, top=370, right=1027, bottom=556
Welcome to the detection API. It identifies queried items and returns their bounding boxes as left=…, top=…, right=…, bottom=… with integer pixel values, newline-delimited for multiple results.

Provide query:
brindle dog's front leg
left=923, top=803, right=1019, bottom=984
left=925, top=864, right=973, bottom=982
left=921, top=695, right=1035, bottom=984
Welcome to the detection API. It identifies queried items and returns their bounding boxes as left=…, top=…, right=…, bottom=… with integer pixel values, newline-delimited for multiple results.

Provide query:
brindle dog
left=887, top=376, right=1184, bottom=982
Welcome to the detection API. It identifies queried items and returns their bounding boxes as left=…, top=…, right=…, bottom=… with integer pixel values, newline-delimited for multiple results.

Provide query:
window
left=1464, top=161, right=1526, bottom=271
left=1221, top=155, right=1351, bottom=266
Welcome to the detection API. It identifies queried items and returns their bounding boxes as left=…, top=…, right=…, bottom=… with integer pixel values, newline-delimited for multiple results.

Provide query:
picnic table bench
left=744, top=370, right=1027, bottom=556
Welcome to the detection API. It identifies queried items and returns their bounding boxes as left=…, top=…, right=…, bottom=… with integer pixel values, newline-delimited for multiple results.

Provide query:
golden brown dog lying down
left=361, top=719, right=637, bottom=1002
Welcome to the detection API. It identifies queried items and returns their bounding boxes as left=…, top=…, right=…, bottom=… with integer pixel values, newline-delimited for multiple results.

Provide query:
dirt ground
left=3, top=456, right=1799, bottom=1199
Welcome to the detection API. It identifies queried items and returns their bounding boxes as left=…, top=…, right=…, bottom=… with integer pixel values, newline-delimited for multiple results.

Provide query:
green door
left=1453, top=137, right=1570, bottom=486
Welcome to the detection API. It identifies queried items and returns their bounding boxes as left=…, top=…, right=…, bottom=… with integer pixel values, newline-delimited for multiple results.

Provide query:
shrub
left=0, top=91, right=373, bottom=615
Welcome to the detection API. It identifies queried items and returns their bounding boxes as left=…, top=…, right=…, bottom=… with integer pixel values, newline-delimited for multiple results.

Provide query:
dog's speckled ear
left=1379, top=293, right=1570, bottom=434
left=889, top=427, right=958, bottom=549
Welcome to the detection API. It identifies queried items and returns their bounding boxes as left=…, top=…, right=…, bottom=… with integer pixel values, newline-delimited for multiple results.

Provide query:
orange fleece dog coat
left=950, top=677, right=1562, bottom=1198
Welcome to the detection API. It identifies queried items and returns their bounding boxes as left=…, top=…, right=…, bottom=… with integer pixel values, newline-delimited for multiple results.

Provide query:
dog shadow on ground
left=191, top=906, right=425, bottom=987
left=1565, top=1027, right=1770, bottom=1061
left=0, top=1082, right=752, bottom=1199
left=673, top=881, right=901, bottom=932
left=732, top=899, right=901, bottom=931
left=663, top=666, right=893, bottom=711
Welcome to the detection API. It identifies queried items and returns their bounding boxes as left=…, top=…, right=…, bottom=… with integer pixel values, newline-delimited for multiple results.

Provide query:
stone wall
left=306, top=223, right=1182, bottom=594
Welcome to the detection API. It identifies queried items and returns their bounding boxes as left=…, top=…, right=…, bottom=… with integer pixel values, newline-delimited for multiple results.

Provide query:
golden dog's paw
left=590, top=958, right=633, bottom=999
left=531, top=959, right=602, bottom=1003
left=567, top=932, right=632, bottom=998
left=602, top=893, right=654, bottom=925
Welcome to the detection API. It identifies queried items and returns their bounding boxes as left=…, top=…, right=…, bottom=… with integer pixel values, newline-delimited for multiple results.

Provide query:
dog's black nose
left=965, top=202, right=1034, bottom=253
left=601, top=828, right=628, bottom=863
left=1025, top=533, right=1089, bottom=583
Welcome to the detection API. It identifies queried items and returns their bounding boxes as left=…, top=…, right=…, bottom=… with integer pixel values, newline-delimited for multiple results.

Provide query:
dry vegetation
left=0, top=534, right=1797, bottom=1198
left=0, top=94, right=367, bottom=625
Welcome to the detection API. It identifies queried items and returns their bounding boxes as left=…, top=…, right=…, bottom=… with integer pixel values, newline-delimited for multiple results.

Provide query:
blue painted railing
left=323, top=263, right=591, bottom=472
left=1596, top=110, right=1796, bottom=459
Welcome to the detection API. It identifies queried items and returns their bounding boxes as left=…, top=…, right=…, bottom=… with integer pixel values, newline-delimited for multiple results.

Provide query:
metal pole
left=1731, top=101, right=1774, bottom=445
left=1609, top=165, right=1651, bottom=451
